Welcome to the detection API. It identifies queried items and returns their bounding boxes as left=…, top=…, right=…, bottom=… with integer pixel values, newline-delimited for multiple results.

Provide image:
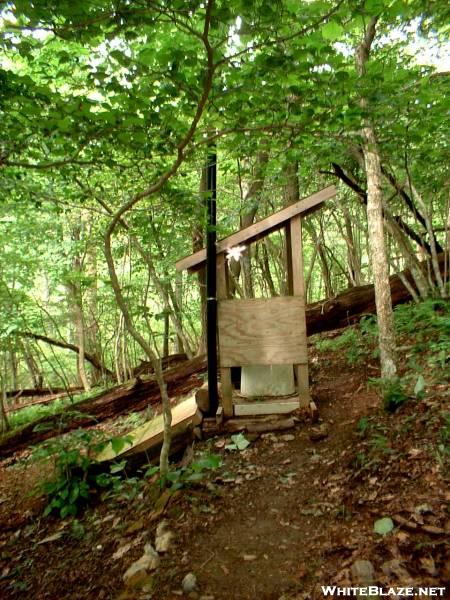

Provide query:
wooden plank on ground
left=234, top=399, right=300, bottom=416
left=176, top=185, right=336, bottom=273
left=95, top=395, right=197, bottom=463
left=218, top=296, right=306, bottom=367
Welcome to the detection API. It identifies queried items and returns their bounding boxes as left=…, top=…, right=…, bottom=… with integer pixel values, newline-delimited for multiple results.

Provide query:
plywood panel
left=218, top=296, right=307, bottom=367
left=176, top=185, right=336, bottom=273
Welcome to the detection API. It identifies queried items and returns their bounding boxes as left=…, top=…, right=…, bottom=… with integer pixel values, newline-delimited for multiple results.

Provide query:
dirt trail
left=0, top=353, right=448, bottom=600
left=152, top=368, right=381, bottom=599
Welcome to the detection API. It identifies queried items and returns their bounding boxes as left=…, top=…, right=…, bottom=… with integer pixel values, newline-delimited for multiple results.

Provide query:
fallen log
left=95, top=395, right=199, bottom=465
left=133, top=353, right=188, bottom=376
left=6, top=386, right=83, bottom=399
left=0, top=355, right=206, bottom=459
left=305, top=252, right=447, bottom=335
left=1, top=254, right=446, bottom=459
left=6, top=390, right=82, bottom=414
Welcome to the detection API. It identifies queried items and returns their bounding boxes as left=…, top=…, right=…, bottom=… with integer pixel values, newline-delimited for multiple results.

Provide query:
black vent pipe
left=206, top=150, right=218, bottom=416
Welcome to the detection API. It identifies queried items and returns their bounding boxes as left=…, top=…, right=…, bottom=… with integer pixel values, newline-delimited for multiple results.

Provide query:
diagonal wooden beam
left=176, top=185, right=336, bottom=273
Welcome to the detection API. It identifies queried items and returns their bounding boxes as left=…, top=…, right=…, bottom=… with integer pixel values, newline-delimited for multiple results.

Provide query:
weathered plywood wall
left=218, top=296, right=307, bottom=367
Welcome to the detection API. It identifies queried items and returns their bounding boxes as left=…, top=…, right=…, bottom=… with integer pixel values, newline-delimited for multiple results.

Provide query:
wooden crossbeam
left=176, top=185, right=336, bottom=273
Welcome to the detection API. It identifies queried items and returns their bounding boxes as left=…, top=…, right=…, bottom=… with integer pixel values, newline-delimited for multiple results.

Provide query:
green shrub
left=313, top=327, right=372, bottom=366
left=34, top=430, right=132, bottom=518
left=146, top=451, right=222, bottom=491
left=369, top=377, right=409, bottom=413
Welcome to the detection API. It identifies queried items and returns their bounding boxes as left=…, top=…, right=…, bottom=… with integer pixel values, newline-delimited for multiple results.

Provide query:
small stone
left=182, top=572, right=197, bottom=594
left=123, top=544, right=160, bottom=589
left=309, top=424, right=329, bottom=441
left=280, top=434, right=295, bottom=442
left=243, top=554, right=257, bottom=561
left=261, top=433, right=278, bottom=441
left=381, top=559, right=412, bottom=582
left=415, top=503, right=433, bottom=515
left=350, top=560, right=375, bottom=585
left=155, top=520, right=174, bottom=553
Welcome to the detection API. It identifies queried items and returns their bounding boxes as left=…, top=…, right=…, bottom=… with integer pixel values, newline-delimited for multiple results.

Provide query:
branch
left=328, top=162, right=434, bottom=256
left=216, top=0, right=346, bottom=67
left=356, top=15, right=378, bottom=75
left=19, top=332, right=114, bottom=377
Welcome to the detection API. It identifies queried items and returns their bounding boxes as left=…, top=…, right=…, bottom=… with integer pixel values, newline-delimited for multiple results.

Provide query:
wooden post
left=216, top=253, right=234, bottom=417
left=288, top=215, right=310, bottom=407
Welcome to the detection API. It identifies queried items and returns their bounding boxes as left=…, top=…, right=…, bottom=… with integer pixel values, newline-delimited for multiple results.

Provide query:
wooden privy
left=176, top=185, right=337, bottom=418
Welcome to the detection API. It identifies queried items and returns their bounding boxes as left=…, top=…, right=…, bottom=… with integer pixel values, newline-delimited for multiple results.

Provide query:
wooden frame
left=176, top=185, right=336, bottom=273
left=176, top=185, right=337, bottom=417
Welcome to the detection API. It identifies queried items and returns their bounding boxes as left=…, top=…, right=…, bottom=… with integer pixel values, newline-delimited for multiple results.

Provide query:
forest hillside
left=0, top=1, right=448, bottom=598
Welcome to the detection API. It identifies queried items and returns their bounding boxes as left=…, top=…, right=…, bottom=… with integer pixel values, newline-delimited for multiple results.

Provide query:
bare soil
left=0, top=346, right=448, bottom=600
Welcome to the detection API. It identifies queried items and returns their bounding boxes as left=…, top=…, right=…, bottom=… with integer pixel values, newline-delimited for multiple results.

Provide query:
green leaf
left=230, top=433, right=250, bottom=451
left=191, top=454, right=222, bottom=471
left=60, top=503, right=77, bottom=519
left=184, top=472, right=204, bottom=482
left=138, top=48, right=154, bottom=66
left=321, top=21, right=343, bottom=41
left=56, top=117, right=72, bottom=132
left=110, top=460, right=127, bottom=474
left=145, top=465, right=160, bottom=478
left=374, top=517, right=394, bottom=535
left=110, top=435, right=132, bottom=455
left=69, top=483, right=80, bottom=504
left=414, top=374, right=425, bottom=398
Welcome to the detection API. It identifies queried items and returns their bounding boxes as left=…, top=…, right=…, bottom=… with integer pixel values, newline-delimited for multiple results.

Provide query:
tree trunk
left=65, top=223, right=91, bottom=392
left=329, top=162, right=432, bottom=295
left=193, top=166, right=208, bottom=354
left=18, top=332, right=113, bottom=377
left=163, top=311, right=170, bottom=358
left=174, top=271, right=186, bottom=354
left=409, top=184, right=446, bottom=298
left=342, top=205, right=362, bottom=286
left=104, top=225, right=173, bottom=479
left=20, top=340, right=41, bottom=388
left=230, top=150, right=269, bottom=298
left=0, top=354, right=10, bottom=433
left=356, top=16, right=397, bottom=379
left=303, top=220, right=334, bottom=298
left=84, top=235, right=103, bottom=384
left=67, top=281, right=91, bottom=392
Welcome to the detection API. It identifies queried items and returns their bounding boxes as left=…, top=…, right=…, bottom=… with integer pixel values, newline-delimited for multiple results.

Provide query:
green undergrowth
left=3, top=386, right=109, bottom=435
left=32, top=430, right=134, bottom=518
left=34, top=425, right=223, bottom=519
left=313, top=298, right=449, bottom=412
left=312, top=314, right=378, bottom=365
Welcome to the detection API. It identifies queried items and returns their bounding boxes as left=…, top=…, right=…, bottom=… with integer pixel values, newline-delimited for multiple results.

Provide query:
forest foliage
left=0, top=0, right=448, bottom=409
